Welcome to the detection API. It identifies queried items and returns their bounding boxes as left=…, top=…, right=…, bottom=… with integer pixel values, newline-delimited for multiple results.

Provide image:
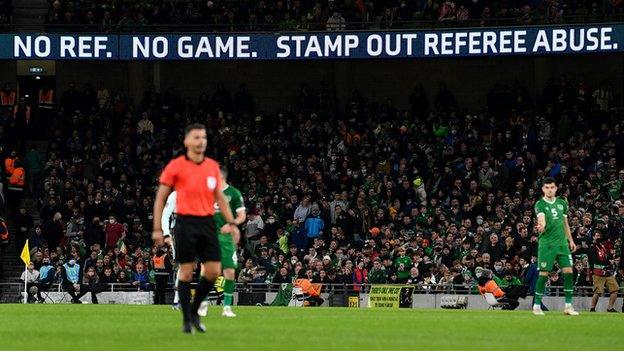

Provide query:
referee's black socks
left=178, top=281, right=192, bottom=322
left=192, top=277, right=215, bottom=313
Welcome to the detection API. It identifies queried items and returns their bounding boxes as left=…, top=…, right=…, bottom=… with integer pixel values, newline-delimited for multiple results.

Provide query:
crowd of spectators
left=1, top=71, right=623, bottom=303
left=43, top=0, right=624, bottom=32
left=0, top=0, right=10, bottom=26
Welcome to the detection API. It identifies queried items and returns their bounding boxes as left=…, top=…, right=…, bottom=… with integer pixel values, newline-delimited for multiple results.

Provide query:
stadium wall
left=6, top=54, right=622, bottom=113
left=258, top=292, right=623, bottom=311
left=27, top=291, right=624, bottom=311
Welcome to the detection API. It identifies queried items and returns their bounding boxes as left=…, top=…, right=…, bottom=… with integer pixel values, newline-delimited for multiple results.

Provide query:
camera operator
left=589, top=231, right=619, bottom=312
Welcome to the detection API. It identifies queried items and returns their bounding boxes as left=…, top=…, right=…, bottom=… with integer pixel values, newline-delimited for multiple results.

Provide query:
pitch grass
left=1, top=305, right=623, bottom=351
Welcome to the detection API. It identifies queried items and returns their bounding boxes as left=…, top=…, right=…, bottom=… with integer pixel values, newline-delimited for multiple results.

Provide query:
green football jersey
left=534, top=197, right=568, bottom=246
left=214, top=184, right=245, bottom=230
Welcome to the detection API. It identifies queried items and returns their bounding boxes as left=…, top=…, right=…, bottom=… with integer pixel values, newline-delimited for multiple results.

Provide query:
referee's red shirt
left=159, top=155, right=222, bottom=216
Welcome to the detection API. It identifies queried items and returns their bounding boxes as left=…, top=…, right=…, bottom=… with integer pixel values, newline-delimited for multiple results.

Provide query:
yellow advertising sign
left=348, top=296, right=360, bottom=308
left=368, top=285, right=412, bottom=308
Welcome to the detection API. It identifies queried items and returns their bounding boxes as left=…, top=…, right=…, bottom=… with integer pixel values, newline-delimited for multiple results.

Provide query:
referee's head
left=184, top=123, right=207, bottom=155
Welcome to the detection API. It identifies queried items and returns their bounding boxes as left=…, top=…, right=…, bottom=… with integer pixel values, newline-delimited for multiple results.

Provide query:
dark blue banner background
left=3, top=24, right=622, bottom=60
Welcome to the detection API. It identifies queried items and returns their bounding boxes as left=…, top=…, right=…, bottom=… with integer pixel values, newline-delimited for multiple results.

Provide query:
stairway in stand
left=0, top=193, right=44, bottom=303
left=0, top=219, right=24, bottom=303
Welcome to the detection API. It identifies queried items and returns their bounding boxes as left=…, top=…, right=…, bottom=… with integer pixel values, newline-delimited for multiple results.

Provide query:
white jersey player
left=161, top=191, right=179, bottom=308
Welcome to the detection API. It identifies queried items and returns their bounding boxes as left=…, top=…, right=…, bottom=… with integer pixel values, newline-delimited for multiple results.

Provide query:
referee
left=153, top=123, right=238, bottom=334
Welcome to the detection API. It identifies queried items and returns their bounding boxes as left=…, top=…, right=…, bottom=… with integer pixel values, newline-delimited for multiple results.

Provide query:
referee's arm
left=153, top=183, right=174, bottom=245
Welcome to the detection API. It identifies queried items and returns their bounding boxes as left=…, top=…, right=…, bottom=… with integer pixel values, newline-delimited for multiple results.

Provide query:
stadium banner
left=368, top=285, right=415, bottom=308
left=2, top=24, right=622, bottom=60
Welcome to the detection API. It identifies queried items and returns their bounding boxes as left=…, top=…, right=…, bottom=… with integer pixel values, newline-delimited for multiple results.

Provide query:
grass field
left=2, top=305, right=623, bottom=351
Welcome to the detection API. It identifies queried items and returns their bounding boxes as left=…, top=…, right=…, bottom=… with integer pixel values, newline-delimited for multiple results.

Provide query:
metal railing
left=234, top=282, right=623, bottom=297
left=3, top=282, right=622, bottom=297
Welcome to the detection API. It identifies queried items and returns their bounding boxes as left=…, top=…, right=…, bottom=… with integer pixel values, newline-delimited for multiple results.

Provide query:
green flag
left=271, top=283, right=293, bottom=306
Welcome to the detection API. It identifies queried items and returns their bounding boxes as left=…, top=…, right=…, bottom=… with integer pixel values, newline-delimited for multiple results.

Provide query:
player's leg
left=191, top=261, right=221, bottom=323
left=219, top=234, right=238, bottom=317
left=221, top=268, right=236, bottom=316
left=533, top=246, right=553, bottom=315
left=557, top=249, right=579, bottom=315
left=170, top=235, right=180, bottom=309
left=172, top=268, right=180, bottom=310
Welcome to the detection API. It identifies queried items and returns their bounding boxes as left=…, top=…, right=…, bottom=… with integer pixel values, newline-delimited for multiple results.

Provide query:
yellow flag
left=20, top=240, right=30, bottom=266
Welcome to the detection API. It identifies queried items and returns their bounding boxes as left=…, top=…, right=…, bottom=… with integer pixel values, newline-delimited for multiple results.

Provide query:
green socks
left=534, top=273, right=573, bottom=307
left=223, top=279, right=235, bottom=307
left=534, top=275, right=547, bottom=306
left=563, top=273, right=574, bottom=304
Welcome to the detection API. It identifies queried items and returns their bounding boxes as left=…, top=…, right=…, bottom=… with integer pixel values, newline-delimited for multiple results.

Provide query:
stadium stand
left=0, top=72, right=622, bottom=303
left=33, top=0, right=624, bottom=32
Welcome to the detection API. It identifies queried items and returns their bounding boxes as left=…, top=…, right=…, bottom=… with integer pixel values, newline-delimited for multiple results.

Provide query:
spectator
left=42, top=212, right=64, bottom=250
left=238, top=259, right=255, bottom=284
left=406, top=267, right=421, bottom=285
left=272, top=267, right=293, bottom=284
left=477, top=268, right=522, bottom=310
left=500, top=270, right=522, bottom=288
left=83, top=250, right=99, bottom=272
left=117, top=270, right=130, bottom=284
left=245, top=211, right=264, bottom=254
left=131, top=262, right=150, bottom=291
left=14, top=207, right=33, bottom=254
left=37, top=257, right=56, bottom=301
left=352, top=260, right=368, bottom=291
left=82, top=266, right=103, bottom=304
left=483, top=234, right=504, bottom=262
left=104, top=215, right=125, bottom=251
left=326, top=12, right=346, bottom=31
left=137, top=112, right=154, bottom=135
left=100, top=266, right=116, bottom=284
left=20, top=262, right=40, bottom=303
left=368, top=258, right=387, bottom=283
left=251, top=235, right=269, bottom=256
left=394, top=247, right=412, bottom=283
left=7, top=159, right=25, bottom=214
left=294, top=196, right=312, bottom=224
left=61, top=259, right=88, bottom=303
left=588, top=232, right=619, bottom=312
left=304, top=206, right=325, bottom=240
left=256, top=249, right=275, bottom=273
left=252, top=266, right=269, bottom=283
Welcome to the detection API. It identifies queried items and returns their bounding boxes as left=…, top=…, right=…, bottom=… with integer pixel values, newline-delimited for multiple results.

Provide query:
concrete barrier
left=29, top=291, right=153, bottom=304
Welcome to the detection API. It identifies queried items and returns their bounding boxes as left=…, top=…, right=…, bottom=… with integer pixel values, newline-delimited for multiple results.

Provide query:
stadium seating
left=440, top=295, right=468, bottom=309
left=1, top=73, right=623, bottom=304
left=38, top=0, right=624, bottom=32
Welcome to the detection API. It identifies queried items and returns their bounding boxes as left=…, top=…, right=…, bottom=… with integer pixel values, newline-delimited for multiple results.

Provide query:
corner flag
left=20, top=240, right=30, bottom=265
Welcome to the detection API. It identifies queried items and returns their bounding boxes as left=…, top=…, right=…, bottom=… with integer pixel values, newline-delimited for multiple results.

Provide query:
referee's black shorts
left=173, top=215, right=220, bottom=264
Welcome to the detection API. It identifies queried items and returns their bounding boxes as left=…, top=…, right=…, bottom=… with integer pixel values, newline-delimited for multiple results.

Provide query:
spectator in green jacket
left=368, top=258, right=387, bottom=284
left=394, top=247, right=412, bottom=283
left=500, top=271, right=523, bottom=288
